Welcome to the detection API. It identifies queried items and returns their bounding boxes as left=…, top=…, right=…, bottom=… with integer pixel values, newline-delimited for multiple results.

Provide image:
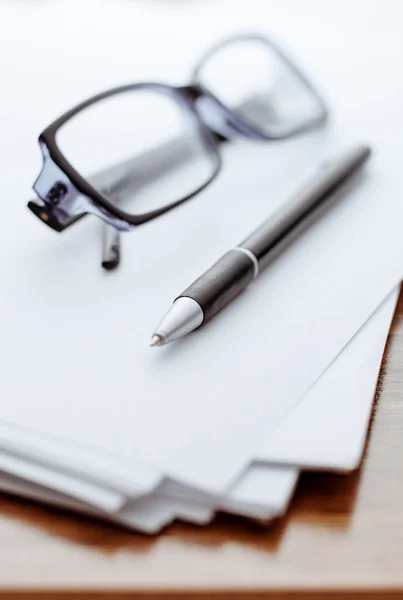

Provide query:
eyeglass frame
left=28, top=33, right=329, bottom=234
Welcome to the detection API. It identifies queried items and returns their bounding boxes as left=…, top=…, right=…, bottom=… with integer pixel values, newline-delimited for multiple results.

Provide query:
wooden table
left=1, top=293, right=403, bottom=599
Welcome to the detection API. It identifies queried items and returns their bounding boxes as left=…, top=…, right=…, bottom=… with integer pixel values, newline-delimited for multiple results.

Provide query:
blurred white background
left=1, top=1, right=402, bottom=117
left=1, top=0, right=402, bottom=187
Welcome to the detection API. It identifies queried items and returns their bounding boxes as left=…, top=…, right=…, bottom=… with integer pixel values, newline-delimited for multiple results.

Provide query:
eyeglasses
left=28, top=33, right=328, bottom=268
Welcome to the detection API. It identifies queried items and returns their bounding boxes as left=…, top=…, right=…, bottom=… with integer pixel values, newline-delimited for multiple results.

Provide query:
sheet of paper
left=0, top=425, right=160, bottom=497
left=1, top=1, right=403, bottom=493
left=2, top=121, right=402, bottom=494
left=0, top=207, right=396, bottom=511
left=257, top=287, right=399, bottom=469
left=0, top=464, right=292, bottom=531
left=0, top=470, right=213, bottom=534
left=0, top=450, right=123, bottom=512
left=0, top=437, right=297, bottom=521
left=0, top=286, right=396, bottom=532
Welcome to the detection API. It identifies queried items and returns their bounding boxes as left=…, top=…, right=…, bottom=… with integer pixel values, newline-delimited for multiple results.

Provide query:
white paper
left=1, top=0, right=403, bottom=493
left=2, top=122, right=402, bottom=494
left=257, top=287, right=399, bottom=469
left=0, top=450, right=123, bottom=512
left=0, top=424, right=160, bottom=497
left=0, top=435, right=297, bottom=522
left=0, top=287, right=396, bottom=531
left=0, top=470, right=213, bottom=534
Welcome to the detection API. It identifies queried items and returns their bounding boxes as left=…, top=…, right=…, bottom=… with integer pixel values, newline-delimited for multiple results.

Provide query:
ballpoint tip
left=150, top=334, right=164, bottom=347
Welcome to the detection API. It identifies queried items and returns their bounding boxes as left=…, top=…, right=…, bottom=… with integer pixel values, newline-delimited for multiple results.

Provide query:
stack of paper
left=0, top=0, right=402, bottom=533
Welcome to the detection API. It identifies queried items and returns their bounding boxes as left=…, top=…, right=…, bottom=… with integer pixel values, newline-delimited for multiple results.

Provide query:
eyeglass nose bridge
left=179, top=84, right=267, bottom=142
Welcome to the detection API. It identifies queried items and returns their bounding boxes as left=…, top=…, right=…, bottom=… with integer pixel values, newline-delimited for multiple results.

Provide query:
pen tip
left=150, top=334, right=164, bottom=347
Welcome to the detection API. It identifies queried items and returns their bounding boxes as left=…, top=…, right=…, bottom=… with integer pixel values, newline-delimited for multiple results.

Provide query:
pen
left=151, top=144, right=371, bottom=347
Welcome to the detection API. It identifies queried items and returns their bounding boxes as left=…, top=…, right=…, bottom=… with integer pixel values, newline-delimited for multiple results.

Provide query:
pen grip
left=178, top=250, right=255, bottom=323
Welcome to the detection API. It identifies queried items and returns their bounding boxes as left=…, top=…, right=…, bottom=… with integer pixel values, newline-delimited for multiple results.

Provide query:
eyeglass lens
left=195, top=37, right=324, bottom=137
left=56, top=88, right=218, bottom=216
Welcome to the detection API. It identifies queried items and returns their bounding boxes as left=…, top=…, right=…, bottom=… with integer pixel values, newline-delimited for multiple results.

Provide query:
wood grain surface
left=1, top=290, right=403, bottom=599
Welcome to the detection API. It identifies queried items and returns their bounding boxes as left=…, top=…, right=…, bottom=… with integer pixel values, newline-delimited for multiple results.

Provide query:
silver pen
left=150, top=144, right=372, bottom=347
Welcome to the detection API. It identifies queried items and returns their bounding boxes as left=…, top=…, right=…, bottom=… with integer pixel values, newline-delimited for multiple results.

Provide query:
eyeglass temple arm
left=101, top=224, right=120, bottom=270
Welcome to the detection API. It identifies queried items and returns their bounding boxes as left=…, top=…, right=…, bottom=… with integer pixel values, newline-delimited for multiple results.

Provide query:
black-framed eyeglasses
left=28, top=33, right=328, bottom=264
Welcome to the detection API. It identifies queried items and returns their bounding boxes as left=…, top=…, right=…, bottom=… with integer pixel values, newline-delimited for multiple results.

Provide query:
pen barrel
left=177, top=250, right=255, bottom=323
left=241, top=144, right=371, bottom=268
